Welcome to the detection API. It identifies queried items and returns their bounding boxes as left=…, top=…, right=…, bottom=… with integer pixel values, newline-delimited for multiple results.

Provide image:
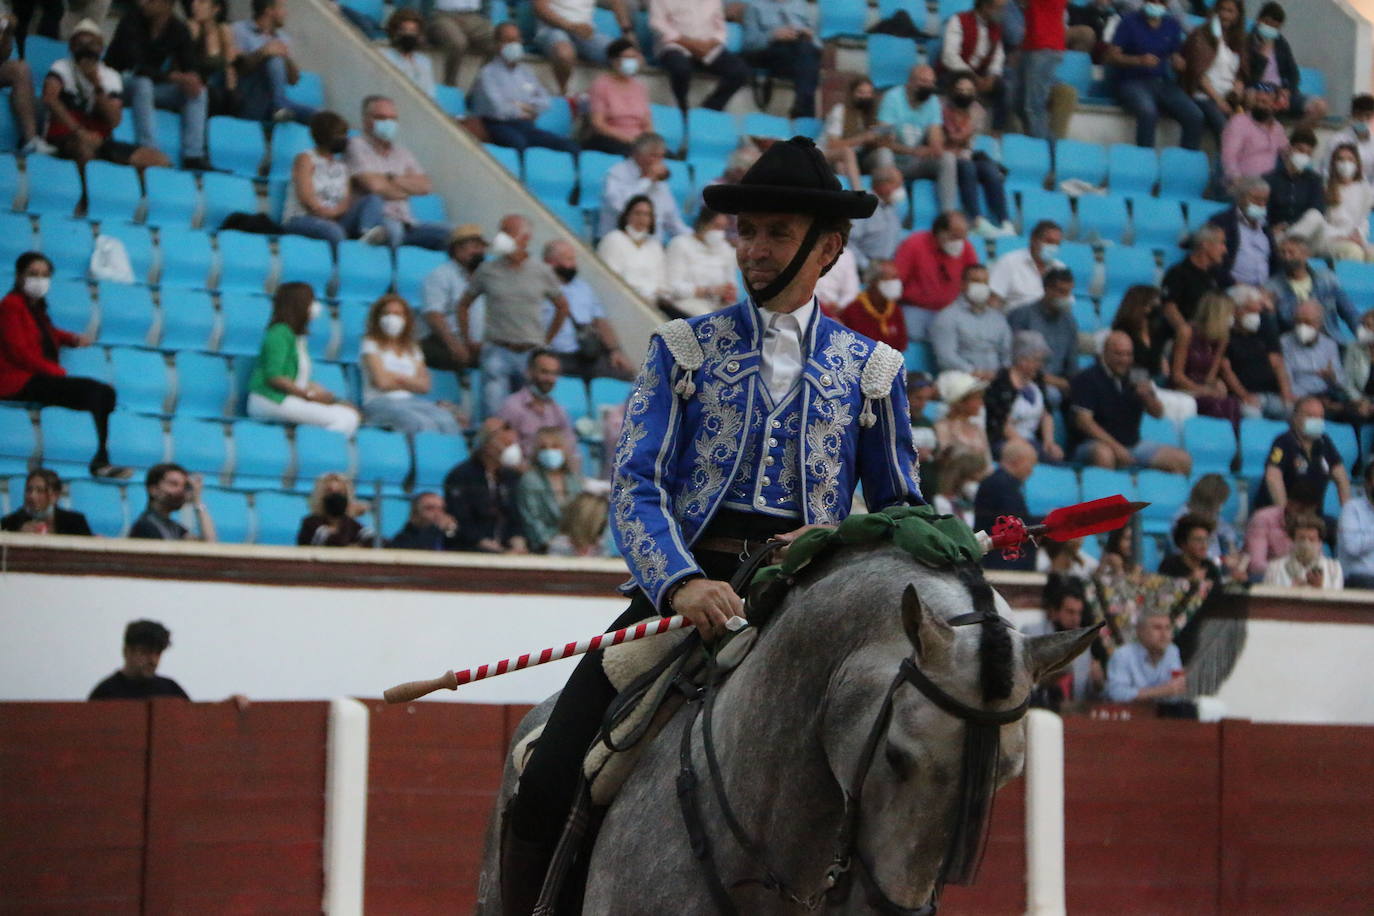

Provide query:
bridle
left=675, top=605, right=1030, bottom=914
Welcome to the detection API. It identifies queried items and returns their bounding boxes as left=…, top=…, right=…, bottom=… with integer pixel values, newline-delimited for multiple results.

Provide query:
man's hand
left=1111, top=441, right=1134, bottom=467
left=1160, top=672, right=1188, bottom=698
left=263, top=39, right=290, bottom=57
left=171, top=71, right=205, bottom=97
left=569, top=21, right=595, bottom=39
left=647, top=160, right=670, bottom=181
left=672, top=578, right=743, bottom=641
left=773, top=26, right=798, bottom=41
left=1305, top=566, right=1324, bottom=588
left=976, top=74, right=996, bottom=93
left=1138, top=53, right=1160, bottom=68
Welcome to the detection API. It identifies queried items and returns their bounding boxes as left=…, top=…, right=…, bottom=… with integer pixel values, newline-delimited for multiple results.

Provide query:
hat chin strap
left=745, top=217, right=825, bottom=307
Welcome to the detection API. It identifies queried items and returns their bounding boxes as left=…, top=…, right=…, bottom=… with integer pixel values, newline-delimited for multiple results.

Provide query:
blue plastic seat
left=306, top=302, right=335, bottom=359
left=230, top=419, right=291, bottom=489
left=410, top=194, right=447, bottom=224
left=938, top=0, right=974, bottom=17
left=413, top=430, right=467, bottom=490
left=1184, top=198, right=1229, bottom=231
left=1107, top=144, right=1158, bottom=197
left=545, top=199, right=589, bottom=241
left=1131, top=196, right=1185, bottom=250
left=1157, top=148, right=1209, bottom=201
left=1057, top=241, right=1098, bottom=297
left=651, top=104, right=684, bottom=151
left=374, top=495, right=411, bottom=538
left=1016, top=188, right=1071, bottom=233
left=96, top=283, right=156, bottom=347
left=1298, top=67, right=1325, bottom=100
left=208, top=116, right=266, bottom=178
left=1327, top=422, right=1359, bottom=469
left=277, top=233, right=334, bottom=293
left=36, top=215, right=93, bottom=278
left=46, top=279, right=94, bottom=337
left=267, top=121, right=312, bottom=181
left=550, top=377, right=589, bottom=420
left=0, top=100, right=16, bottom=156
left=1071, top=297, right=1100, bottom=333
left=110, top=347, right=170, bottom=415
left=39, top=407, right=98, bottom=476
left=435, top=85, right=465, bottom=118
left=252, top=490, right=308, bottom=545
left=1238, top=417, right=1286, bottom=480
left=1025, top=465, right=1080, bottom=518
left=904, top=341, right=932, bottom=373
left=0, top=210, right=34, bottom=263
left=1335, top=261, right=1374, bottom=307
left=395, top=246, right=446, bottom=306
left=67, top=479, right=127, bottom=536
left=1134, top=469, right=1190, bottom=535
left=173, top=351, right=232, bottom=418
left=106, top=410, right=166, bottom=471
left=1075, top=193, right=1129, bottom=244
left=312, top=361, right=351, bottom=404
left=819, top=0, right=869, bottom=39
left=533, top=97, right=573, bottom=137
left=170, top=416, right=229, bottom=477
left=83, top=160, right=144, bottom=224
left=353, top=427, right=411, bottom=494
left=1055, top=138, right=1107, bottom=187
left=334, top=240, right=393, bottom=302
left=1080, top=466, right=1133, bottom=501
left=686, top=109, right=740, bottom=162
left=1053, top=50, right=1095, bottom=97
left=0, top=405, right=36, bottom=475
left=217, top=292, right=273, bottom=355
left=200, top=486, right=251, bottom=542
left=1139, top=413, right=1181, bottom=447
left=292, top=425, right=351, bottom=490
left=868, top=35, right=920, bottom=92
left=484, top=143, right=522, bottom=178
left=157, top=227, right=214, bottom=288
left=336, top=299, right=371, bottom=363
left=199, top=172, right=258, bottom=232
left=284, top=70, right=325, bottom=111
left=525, top=148, right=577, bottom=205
left=742, top=112, right=791, bottom=141
left=22, top=36, right=67, bottom=86
left=157, top=288, right=217, bottom=351
left=24, top=154, right=82, bottom=216
left=111, top=109, right=184, bottom=164
left=1001, top=134, right=1051, bottom=191
left=215, top=229, right=273, bottom=293
left=100, top=223, right=155, bottom=284
left=58, top=343, right=109, bottom=385
left=589, top=377, right=633, bottom=413
left=1182, top=415, right=1236, bottom=476
left=1101, top=246, right=1158, bottom=301
left=577, top=150, right=620, bottom=201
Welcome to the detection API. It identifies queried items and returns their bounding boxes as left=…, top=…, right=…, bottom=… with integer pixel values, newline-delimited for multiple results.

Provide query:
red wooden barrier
left=0, top=702, right=148, bottom=916
left=941, top=777, right=1027, bottom=914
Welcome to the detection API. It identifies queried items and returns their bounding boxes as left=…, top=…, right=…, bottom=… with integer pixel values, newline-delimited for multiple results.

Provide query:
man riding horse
left=502, top=136, right=925, bottom=913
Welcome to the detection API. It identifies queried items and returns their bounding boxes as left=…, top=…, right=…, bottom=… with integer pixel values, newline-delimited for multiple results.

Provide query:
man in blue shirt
left=847, top=165, right=906, bottom=271
left=1105, top=609, right=1186, bottom=703
left=541, top=238, right=635, bottom=380
left=740, top=0, right=821, bottom=118
left=877, top=63, right=958, bottom=212
left=1104, top=2, right=1202, bottom=149
left=1338, top=460, right=1374, bottom=589
left=470, top=21, right=580, bottom=154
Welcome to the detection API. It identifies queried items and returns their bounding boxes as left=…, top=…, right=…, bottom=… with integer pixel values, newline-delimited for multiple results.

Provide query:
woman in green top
left=515, top=425, right=584, bottom=553
left=246, top=281, right=360, bottom=434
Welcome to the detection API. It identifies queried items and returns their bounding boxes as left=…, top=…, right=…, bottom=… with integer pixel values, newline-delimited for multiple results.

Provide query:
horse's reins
left=676, top=560, right=1031, bottom=915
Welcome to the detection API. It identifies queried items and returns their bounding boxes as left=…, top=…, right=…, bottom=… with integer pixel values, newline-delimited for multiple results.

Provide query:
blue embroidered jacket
left=611, top=299, right=925, bottom=609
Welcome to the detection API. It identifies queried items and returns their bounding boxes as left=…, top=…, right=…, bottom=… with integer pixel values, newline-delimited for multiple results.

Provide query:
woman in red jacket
left=0, top=251, right=127, bottom=477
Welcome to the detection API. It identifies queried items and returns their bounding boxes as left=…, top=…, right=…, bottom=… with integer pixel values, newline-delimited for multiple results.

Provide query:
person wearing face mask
left=876, top=64, right=959, bottom=212
left=540, top=239, right=633, bottom=380
left=1337, top=459, right=1374, bottom=589
left=1265, top=236, right=1361, bottom=338
left=1263, top=128, right=1324, bottom=235
left=1222, top=284, right=1294, bottom=420
left=821, top=76, right=884, bottom=191
left=938, top=0, right=1008, bottom=131
left=1220, top=83, right=1288, bottom=189
left=1180, top=0, right=1248, bottom=149
left=282, top=110, right=387, bottom=250
left=470, top=21, right=581, bottom=157
left=297, top=472, right=374, bottom=547
left=984, top=330, right=1064, bottom=463
left=0, top=251, right=130, bottom=478
left=380, top=9, right=436, bottom=99
left=893, top=210, right=979, bottom=340
left=990, top=220, right=1064, bottom=310
left=1247, top=2, right=1326, bottom=126
left=1341, top=309, right=1374, bottom=409
left=1280, top=300, right=1355, bottom=409
left=421, top=223, right=488, bottom=382
left=931, top=262, right=1012, bottom=378
left=1321, top=95, right=1374, bottom=185
left=1160, top=225, right=1226, bottom=341
left=516, top=425, right=586, bottom=553
left=246, top=282, right=361, bottom=434
left=1, top=468, right=92, bottom=535
left=846, top=167, right=905, bottom=272
left=129, top=463, right=217, bottom=541
left=1206, top=175, right=1278, bottom=288
left=597, top=194, right=670, bottom=307
left=1255, top=396, right=1351, bottom=514
left=664, top=207, right=738, bottom=319
left=1105, top=0, right=1204, bottom=150
left=583, top=39, right=652, bottom=156
left=1170, top=291, right=1242, bottom=427
left=941, top=73, right=1015, bottom=239
left=359, top=294, right=462, bottom=435
left=974, top=437, right=1039, bottom=571
left=534, top=0, right=632, bottom=96
left=935, top=369, right=994, bottom=468
left=346, top=95, right=455, bottom=250
left=1008, top=267, right=1079, bottom=403
left=1263, top=514, right=1344, bottom=589
left=231, top=0, right=315, bottom=124
left=1304, top=144, right=1374, bottom=263
left=497, top=350, right=579, bottom=472
left=931, top=447, right=987, bottom=528
left=840, top=258, right=909, bottom=351
left=442, top=416, right=530, bottom=554
left=739, top=0, right=822, bottom=119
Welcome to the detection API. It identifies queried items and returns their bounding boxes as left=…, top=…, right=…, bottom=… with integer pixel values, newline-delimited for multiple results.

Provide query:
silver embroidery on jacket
left=612, top=340, right=670, bottom=591
left=804, top=330, right=870, bottom=521
left=675, top=314, right=746, bottom=518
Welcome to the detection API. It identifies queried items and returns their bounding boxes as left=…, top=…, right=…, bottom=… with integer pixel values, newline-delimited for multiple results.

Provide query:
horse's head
left=818, top=560, right=1096, bottom=911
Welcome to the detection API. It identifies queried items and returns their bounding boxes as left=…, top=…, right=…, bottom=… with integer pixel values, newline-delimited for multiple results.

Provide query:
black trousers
left=510, top=511, right=796, bottom=844
left=745, top=40, right=822, bottom=118
left=12, top=0, right=61, bottom=55
left=658, top=47, right=750, bottom=112
left=8, top=374, right=117, bottom=465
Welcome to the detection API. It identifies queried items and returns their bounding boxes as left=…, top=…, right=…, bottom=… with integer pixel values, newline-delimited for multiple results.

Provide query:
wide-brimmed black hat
left=703, top=136, right=878, bottom=220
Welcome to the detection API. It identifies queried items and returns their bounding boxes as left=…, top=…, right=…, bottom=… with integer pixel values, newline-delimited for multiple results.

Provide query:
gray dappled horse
left=477, top=544, right=1097, bottom=914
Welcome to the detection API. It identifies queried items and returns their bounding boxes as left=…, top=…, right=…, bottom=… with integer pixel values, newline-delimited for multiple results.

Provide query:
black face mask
left=1252, top=107, right=1274, bottom=122
left=322, top=492, right=349, bottom=518
left=329, top=135, right=348, bottom=155
left=554, top=265, right=577, bottom=283
left=394, top=33, right=420, bottom=53
left=73, top=46, right=100, bottom=63
left=951, top=94, right=976, bottom=109
left=462, top=253, right=485, bottom=272
left=853, top=97, right=874, bottom=112
left=914, top=87, right=934, bottom=102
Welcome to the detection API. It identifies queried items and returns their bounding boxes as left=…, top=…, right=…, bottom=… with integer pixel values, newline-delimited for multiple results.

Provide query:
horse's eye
left=885, top=741, right=914, bottom=781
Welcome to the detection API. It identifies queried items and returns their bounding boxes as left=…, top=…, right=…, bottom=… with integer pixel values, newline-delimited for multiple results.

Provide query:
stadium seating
left=111, top=348, right=171, bottom=415
left=1075, top=193, right=1129, bottom=245
left=335, top=240, right=394, bottom=302
left=158, top=289, right=218, bottom=352
left=158, top=227, right=215, bottom=288
left=354, top=427, right=412, bottom=494
left=102, top=224, right=156, bottom=284
left=1182, top=415, right=1236, bottom=476
left=1157, top=148, right=1209, bottom=201
left=277, top=234, right=335, bottom=293
left=395, top=246, right=445, bottom=306
left=106, top=411, right=167, bottom=470
left=1106, top=144, right=1158, bottom=197
left=39, top=407, right=99, bottom=477
left=1239, top=417, right=1287, bottom=480
left=67, top=480, right=127, bottom=537
left=37, top=216, right=93, bottom=278
left=173, top=352, right=233, bottom=419
left=95, top=284, right=156, bottom=347
left=200, top=486, right=252, bottom=543
left=25, top=155, right=82, bottom=216
left=0, top=405, right=36, bottom=476
left=218, top=293, right=274, bottom=356
left=1130, top=196, right=1185, bottom=251
left=200, top=172, right=258, bottom=231
left=216, top=230, right=273, bottom=293
left=85, top=161, right=143, bottom=223
left=231, top=420, right=291, bottom=490
left=253, top=491, right=308, bottom=545
left=1001, top=134, right=1051, bottom=191
left=208, top=116, right=267, bottom=178
left=1055, top=139, right=1108, bottom=187
left=292, top=426, right=352, bottom=490
left=170, top=416, right=229, bottom=479
left=413, top=431, right=467, bottom=491
left=1026, top=464, right=1081, bottom=518
left=1135, top=470, right=1190, bottom=535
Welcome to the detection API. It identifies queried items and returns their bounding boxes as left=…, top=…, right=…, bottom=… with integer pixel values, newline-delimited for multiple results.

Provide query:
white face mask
left=308, top=300, right=324, bottom=321
left=1358, top=325, right=1374, bottom=344
left=1295, top=323, right=1318, bottom=344
left=887, top=186, right=908, bottom=206
left=371, top=118, right=398, bottom=143
left=625, top=226, right=649, bottom=243
left=941, top=238, right=965, bottom=258
left=22, top=275, right=49, bottom=299
left=617, top=56, right=639, bottom=77
left=878, top=278, right=904, bottom=301
left=1238, top=311, right=1262, bottom=332
left=379, top=313, right=406, bottom=338
left=1036, top=242, right=1060, bottom=263
left=965, top=282, right=991, bottom=306
left=703, top=228, right=727, bottom=246
left=490, top=231, right=519, bottom=257
left=500, top=41, right=523, bottom=64
left=538, top=447, right=566, bottom=471
left=1244, top=203, right=1267, bottom=223
left=1210, top=15, right=1223, bottom=37
left=961, top=480, right=980, bottom=501
left=1289, top=151, right=1312, bottom=172
left=1301, top=416, right=1325, bottom=438
left=499, top=441, right=523, bottom=468
left=1337, top=159, right=1359, bottom=180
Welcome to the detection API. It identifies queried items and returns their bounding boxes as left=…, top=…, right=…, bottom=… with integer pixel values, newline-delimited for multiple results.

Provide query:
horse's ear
left=901, top=583, right=952, bottom=660
left=1025, top=624, right=1102, bottom=680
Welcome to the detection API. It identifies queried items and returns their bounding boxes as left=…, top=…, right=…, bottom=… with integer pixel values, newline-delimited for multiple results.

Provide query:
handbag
left=572, top=318, right=605, bottom=362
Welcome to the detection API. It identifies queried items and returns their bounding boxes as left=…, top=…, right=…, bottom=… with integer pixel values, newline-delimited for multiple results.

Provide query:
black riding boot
left=500, top=796, right=553, bottom=916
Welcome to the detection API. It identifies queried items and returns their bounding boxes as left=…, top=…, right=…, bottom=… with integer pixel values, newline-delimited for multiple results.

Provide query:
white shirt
left=433, top=0, right=480, bottom=11
left=1326, top=180, right=1374, bottom=241
left=1197, top=40, right=1238, bottom=100
left=665, top=231, right=736, bottom=308
left=360, top=338, right=424, bottom=403
left=282, top=149, right=348, bottom=224
left=760, top=297, right=814, bottom=403
left=1008, top=380, right=1045, bottom=440
left=596, top=229, right=667, bottom=301
left=940, top=13, right=1004, bottom=77
left=989, top=247, right=1058, bottom=310
left=1262, top=553, right=1345, bottom=589
left=813, top=248, right=860, bottom=311
left=545, top=0, right=594, bottom=23
left=381, top=47, right=437, bottom=99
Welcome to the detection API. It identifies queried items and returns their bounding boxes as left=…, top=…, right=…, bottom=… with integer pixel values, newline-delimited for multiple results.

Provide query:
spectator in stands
left=935, top=370, right=994, bottom=467
left=1171, top=291, right=1241, bottom=426
left=931, top=263, right=1011, bottom=378
left=1018, top=0, right=1075, bottom=141
left=1264, top=129, right=1322, bottom=235
left=106, top=0, right=211, bottom=171
left=821, top=76, right=883, bottom=191
left=469, top=23, right=579, bottom=155
left=847, top=166, right=905, bottom=272
left=1280, top=301, right=1351, bottom=406
left=1104, top=609, right=1186, bottom=703
left=425, top=0, right=495, bottom=87
left=359, top=294, right=462, bottom=435
left=1221, top=83, right=1288, bottom=190
left=939, top=0, right=1008, bottom=131
left=534, top=0, right=631, bottom=96
left=387, top=490, right=459, bottom=551
left=1267, top=237, right=1360, bottom=337
left=517, top=424, right=585, bottom=553
left=931, top=447, right=988, bottom=529
left=740, top=0, right=821, bottom=119
left=1070, top=331, right=1193, bottom=474
left=648, top=0, right=749, bottom=113
left=598, top=194, right=669, bottom=307
left=498, top=349, right=577, bottom=464
left=1321, top=95, right=1374, bottom=182
left=1255, top=395, right=1350, bottom=512
left=11, top=0, right=59, bottom=61
left=1175, top=472, right=1240, bottom=559
left=1223, top=283, right=1293, bottom=420
left=877, top=64, right=958, bottom=213
left=1208, top=176, right=1277, bottom=287
left=1181, top=0, right=1247, bottom=148
left=129, top=462, right=216, bottom=541
left=1038, top=539, right=1098, bottom=578
left=814, top=247, right=860, bottom=318
left=1248, top=2, right=1326, bottom=126
left=1027, top=576, right=1102, bottom=706
left=985, top=329, right=1064, bottom=461
left=1263, top=513, right=1343, bottom=589
left=184, top=0, right=239, bottom=117
left=88, top=620, right=189, bottom=700
left=246, top=282, right=361, bottom=434
left=282, top=110, right=386, bottom=249
left=347, top=95, right=452, bottom=250
left=1246, top=477, right=1319, bottom=580
left=1297, top=144, right=1374, bottom=263
left=943, top=74, right=1015, bottom=238
left=543, top=240, right=633, bottom=380
left=840, top=259, right=907, bottom=352
left=443, top=415, right=529, bottom=553
left=547, top=488, right=611, bottom=557
left=975, top=438, right=1038, bottom=571
left=664, top=208, right=737, bottom=319
left=1066, top=0, right=1117, bottom=60
left=0, top=15, right=52, bottom=156
left=1111, top=285, right=1170, bottom=379
left=1338, top=460, right=1374, bottom=589
left=381, top=9, right=437, bottom=99
left=599, top=132, right=690, bottom=242
left=42, top=21, right=168, bottom=172
left=454, top=214, right=571, bottom=417
left=421, top=223, right=486, bottom=382
left=1161, top=225, right=1226, bottom=335
left=1007, top=267, right=1078, bottom=405
left=1, top=468, right=91, bottom=535
left=1106, top=2, right=1203, bottom=150
left=584, top=38, right=652, bottom=157
left=232, top=0, right=314, bottom=124
left=895, top=210, right=978, bottom=341
left=297, top=472, right=373, bottom=547
left=990, top=220, right=1063, bottom=311
left=1344, top=308, right=1374, bottom=407
left=907, top=370, right=939, bottom=464
left=1158, top=513, right=1222, bottom=586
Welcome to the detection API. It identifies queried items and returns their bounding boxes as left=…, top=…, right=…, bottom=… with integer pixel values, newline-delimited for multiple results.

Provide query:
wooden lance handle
left=383, top=670, right=459, bottom=704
